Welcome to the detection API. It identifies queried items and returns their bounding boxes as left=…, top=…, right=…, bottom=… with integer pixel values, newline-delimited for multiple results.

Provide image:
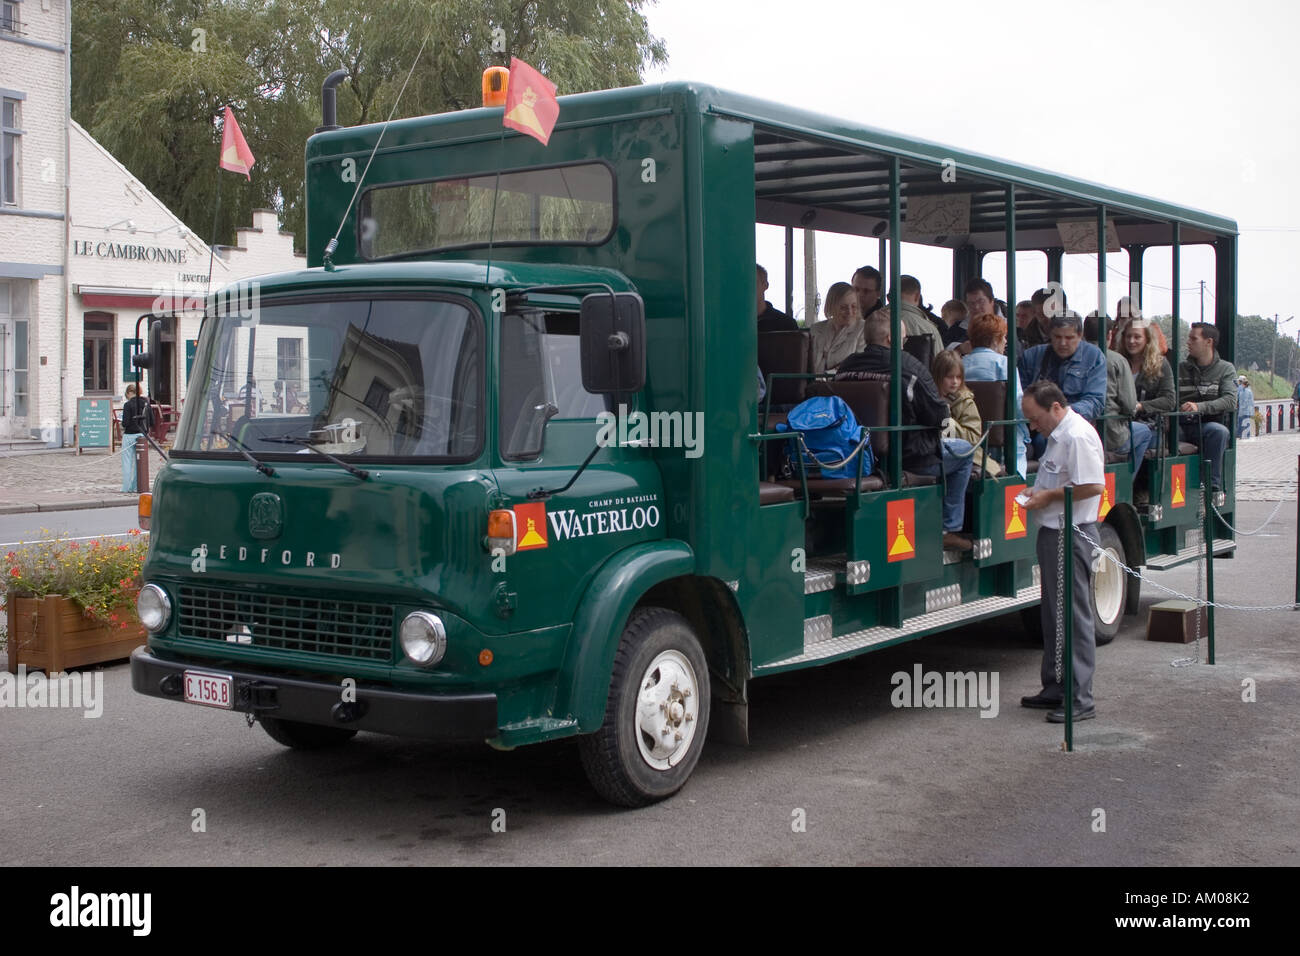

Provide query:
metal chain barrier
left=1072, top=523, right=1298, bottom=612
left=1210, top=498, right=1286, bottom=536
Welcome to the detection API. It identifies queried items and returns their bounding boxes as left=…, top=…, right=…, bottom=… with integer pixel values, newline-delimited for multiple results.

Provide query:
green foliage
left=72, top=0, right=667, bottom=253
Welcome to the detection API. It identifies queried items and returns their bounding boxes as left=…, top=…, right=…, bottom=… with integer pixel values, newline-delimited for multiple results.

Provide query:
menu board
left=77, top=397, right=113, bottom=450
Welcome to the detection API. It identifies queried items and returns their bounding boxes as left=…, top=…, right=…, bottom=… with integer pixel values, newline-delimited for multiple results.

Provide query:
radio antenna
left=323, top=30, right=431, bottom=271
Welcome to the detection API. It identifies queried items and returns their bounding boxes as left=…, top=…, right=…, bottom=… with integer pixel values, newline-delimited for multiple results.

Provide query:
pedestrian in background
left=1237, top=376, right=1255, bottom=439
left=121, top=384, right=152, bottom=494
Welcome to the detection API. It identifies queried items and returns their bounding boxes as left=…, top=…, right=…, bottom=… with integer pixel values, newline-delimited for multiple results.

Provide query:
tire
left=578, top=607, right=711, bottom=808
left=1091, top=523, right=1126, bottom=646
left=260, top=715, right=357, bottom=750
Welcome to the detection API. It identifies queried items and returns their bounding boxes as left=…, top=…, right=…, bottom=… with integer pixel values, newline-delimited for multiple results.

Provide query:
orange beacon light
left=482, top=67, right=509, bottom=107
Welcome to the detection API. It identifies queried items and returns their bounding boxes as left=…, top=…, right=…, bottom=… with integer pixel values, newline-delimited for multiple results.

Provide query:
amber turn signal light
left=482, top=67, right=509, bottom=108
left=138, top=492, right=152, bottom=531
left=478, top=649, right=494, bottom=667
left=486, top=509, right=516, bottom=555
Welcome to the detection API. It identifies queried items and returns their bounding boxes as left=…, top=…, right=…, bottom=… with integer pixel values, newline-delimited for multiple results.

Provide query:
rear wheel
left=578, top=607, right=710, bottom=807
left=1091, top=523, right=1126, bottom=646
left=260, top=716, right=357, bottom=750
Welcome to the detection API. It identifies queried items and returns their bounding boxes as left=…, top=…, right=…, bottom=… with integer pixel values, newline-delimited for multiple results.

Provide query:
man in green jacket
left=1179, top=322, right=1236, bottom=492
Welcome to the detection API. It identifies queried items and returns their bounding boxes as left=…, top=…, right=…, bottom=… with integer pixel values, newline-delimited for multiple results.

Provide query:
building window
left=84, top=313, right=114, bottom=394
left=1, top=96, right=20, bottom=206
left=0, top=2, right=21, bottom=36
left=1, top=281, right=30, bottom=419
left=276, top=337, right=301, bottom=382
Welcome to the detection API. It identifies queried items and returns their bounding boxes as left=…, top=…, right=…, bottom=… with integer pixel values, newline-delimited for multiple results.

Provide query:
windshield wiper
left=260, top=435, right=371, bottom=481
left=223, top=432, right=277, bottom=478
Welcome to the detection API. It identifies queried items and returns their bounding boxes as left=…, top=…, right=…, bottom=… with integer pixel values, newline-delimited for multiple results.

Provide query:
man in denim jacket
left=1018, top=311, right=1107, bottom=458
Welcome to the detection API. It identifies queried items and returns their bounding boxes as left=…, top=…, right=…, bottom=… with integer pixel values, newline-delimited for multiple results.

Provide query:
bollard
left=136, top=431, right=150, bottom=493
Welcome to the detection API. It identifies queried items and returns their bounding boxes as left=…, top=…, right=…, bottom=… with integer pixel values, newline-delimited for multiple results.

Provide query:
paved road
left=0, top=506, right=142, bottom=549
left=2, top=501, right=1295, bottom=866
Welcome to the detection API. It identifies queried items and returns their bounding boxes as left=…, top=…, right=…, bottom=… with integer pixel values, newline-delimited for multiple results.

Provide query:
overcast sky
left=641, top=0, right=1299, bottom=332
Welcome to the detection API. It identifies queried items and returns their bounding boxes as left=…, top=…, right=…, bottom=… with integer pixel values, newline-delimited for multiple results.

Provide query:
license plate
left=183, top=671, right=234, bottom=710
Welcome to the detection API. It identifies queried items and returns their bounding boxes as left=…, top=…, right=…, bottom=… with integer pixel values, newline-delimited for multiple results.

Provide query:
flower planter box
left=4, top=593, right=143, bottom=675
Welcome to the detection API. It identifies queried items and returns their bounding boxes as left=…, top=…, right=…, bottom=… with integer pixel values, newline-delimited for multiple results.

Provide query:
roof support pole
left=1171, top=223, right=1182, bottom=457
left=889, top=156, right=902, bottom=490
left=784, top=225, right=794, bottom=319
left=1097, top=206, right=1108, bottom=351
left=1005, top=184, right=1019, bottom=456
left=1124, top=243, right=1146, bottom=315
left=1046, top=247, right=1064, bottom=286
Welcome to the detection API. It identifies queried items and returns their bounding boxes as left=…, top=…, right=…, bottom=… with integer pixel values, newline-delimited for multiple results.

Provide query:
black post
left=1202, top=468, right=1215, bottom=664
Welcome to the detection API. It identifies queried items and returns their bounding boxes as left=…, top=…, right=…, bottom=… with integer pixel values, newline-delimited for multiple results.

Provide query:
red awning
left=80, top=292, right=178, bottom=310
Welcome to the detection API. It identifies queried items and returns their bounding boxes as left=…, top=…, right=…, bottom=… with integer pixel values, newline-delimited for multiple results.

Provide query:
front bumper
left=130, top=646, right=498, bottom=740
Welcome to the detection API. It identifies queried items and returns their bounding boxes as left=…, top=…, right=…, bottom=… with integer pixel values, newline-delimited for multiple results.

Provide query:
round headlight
left=137, top=584, right=171, bottom=633
left=400, top=611, right=447, bottom=667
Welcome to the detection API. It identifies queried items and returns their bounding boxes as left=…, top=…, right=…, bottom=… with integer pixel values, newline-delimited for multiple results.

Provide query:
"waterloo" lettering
left=547, top=504, right=660, bottom=540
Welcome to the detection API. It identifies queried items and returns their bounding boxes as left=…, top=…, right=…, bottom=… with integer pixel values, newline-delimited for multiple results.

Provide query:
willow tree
left=72, top=0, right=667, bottom=252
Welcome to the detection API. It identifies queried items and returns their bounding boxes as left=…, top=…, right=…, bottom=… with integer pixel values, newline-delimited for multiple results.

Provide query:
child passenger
left=933, top=350, right=1000, bottom=478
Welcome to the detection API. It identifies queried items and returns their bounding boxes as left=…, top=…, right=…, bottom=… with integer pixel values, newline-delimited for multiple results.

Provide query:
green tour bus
left=130, top=80, right=1238, bottom=806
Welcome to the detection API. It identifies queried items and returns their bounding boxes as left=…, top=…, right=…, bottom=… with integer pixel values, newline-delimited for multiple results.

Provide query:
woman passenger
left=961, top=312, right=1028, bottom=475
left=1115, top=312, right=1176, bottom=485
left=810, top=281, right=865, bottom=374
left=933, top=350, right=1000, bottom=477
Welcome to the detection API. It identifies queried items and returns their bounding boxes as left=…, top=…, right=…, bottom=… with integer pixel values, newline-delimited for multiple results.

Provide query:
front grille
left=177, top=586, right=394, bottom=662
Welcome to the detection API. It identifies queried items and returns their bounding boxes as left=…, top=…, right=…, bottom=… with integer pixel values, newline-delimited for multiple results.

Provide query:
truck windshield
left=174, top=295, right=483, bottom=461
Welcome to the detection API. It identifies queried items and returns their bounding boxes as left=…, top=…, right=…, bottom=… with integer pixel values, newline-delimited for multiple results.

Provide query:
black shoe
left=1020, top=692, right=1062, bottom=709
left=1046, top=706, right=1095, bottom=723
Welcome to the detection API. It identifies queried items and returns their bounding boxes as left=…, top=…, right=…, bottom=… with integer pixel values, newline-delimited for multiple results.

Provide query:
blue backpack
left=776, top=395, right=872, bottom=480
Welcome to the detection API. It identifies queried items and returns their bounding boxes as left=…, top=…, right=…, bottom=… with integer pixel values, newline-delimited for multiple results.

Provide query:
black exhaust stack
left=316, top=70, right=350, bottom=133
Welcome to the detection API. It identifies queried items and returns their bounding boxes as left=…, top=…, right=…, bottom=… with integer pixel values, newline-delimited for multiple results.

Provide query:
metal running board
left=1146, top=534, right=1236, bottom=570
left=761, top=583, right=1042, bottom=672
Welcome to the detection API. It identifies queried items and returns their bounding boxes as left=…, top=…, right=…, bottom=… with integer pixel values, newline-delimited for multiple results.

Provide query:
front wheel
left=578, top=607, right=711, bottom=807
left=1091, top=523, right=1127, bottom=646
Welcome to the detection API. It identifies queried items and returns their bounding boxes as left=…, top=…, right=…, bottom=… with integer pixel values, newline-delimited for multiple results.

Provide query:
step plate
left=764, top=583, right=1042, bottom=672
left=804, top=558, right=842, bottom=594
left=1146, top=535, right=1236, bottom=570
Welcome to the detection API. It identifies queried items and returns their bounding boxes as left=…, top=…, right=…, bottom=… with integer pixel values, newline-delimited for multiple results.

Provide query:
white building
left=1, top=1, right=305, bottom=443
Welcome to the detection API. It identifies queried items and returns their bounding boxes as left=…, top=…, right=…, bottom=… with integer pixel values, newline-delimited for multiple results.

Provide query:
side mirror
left=580, top=292, right=645, bottom=394
left=131, top=319, right=165, bottom=397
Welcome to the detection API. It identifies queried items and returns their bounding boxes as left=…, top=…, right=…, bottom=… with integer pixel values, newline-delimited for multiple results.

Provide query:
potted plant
left=3, top=529, right=148, bottom=674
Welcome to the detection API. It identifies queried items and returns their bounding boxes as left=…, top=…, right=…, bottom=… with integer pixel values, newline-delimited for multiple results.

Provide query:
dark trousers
left=1036, top=524, right=1097, bottom=710
left=1180, top=419, right=1229, bottom=490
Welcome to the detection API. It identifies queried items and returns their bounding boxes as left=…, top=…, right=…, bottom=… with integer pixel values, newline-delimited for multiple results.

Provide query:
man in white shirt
left=1019, top=381, right=1106, bottom=722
